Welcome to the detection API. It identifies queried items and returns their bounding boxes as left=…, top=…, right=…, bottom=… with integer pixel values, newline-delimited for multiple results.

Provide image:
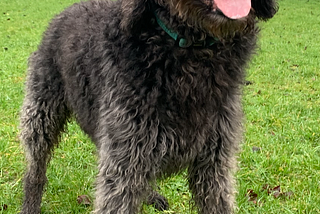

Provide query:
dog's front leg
left=94, top=148, right=149, bottom=214
left=188, top=140, right=237, bottom=214
left=93, top=107, right=160, bottom=214
left=188, top=99, right=242, bottom=214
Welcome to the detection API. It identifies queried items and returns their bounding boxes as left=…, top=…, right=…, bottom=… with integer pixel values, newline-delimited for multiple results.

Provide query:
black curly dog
left=20, top=0, right=277, bottom=213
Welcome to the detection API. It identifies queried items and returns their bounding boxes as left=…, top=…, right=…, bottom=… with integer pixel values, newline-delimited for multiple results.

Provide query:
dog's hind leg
left=20, top=52, right=69, bottom=214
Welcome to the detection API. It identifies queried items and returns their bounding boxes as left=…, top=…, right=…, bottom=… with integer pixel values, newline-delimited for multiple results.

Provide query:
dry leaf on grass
left=0, top=204, right=8, bottom=211
left=77, top=195, right=92, bottom=206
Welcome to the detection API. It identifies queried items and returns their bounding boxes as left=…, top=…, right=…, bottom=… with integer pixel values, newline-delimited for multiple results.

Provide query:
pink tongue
left=215, top=0, right=251, bottom=19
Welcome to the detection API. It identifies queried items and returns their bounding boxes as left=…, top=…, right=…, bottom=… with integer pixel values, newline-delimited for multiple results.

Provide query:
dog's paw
left=146, top=191, right=169, bottom=211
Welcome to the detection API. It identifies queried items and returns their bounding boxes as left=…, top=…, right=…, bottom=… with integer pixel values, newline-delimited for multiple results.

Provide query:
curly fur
left=20, top=0, right=277, bottom=213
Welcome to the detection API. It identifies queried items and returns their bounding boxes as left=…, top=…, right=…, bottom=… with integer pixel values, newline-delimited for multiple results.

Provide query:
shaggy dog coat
left=20, top=0, right=277, bottom=213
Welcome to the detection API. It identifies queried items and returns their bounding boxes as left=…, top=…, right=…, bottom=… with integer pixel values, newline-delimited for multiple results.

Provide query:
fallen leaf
left=272, top=185, right=281, bottom=192
left=245, top=80, right=253, bottom=86
left=246, top=189, right=258, bottom=203
left=252, top=146, right=261, bottom=152
left=0, top=204, right=8, bottom=211
left=262, top=184, right=270, bottom=191
left=77, top=195, right=92, bottom=206
left=273, top=191, right=281, bottom=198
left=264, top=185, right=280, bottom=195
left=284, top=191, right=294, bottom=199
left=262, top=185, right=294, bottom=199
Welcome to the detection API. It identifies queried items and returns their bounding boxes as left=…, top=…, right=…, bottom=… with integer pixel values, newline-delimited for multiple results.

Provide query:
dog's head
left=121, top=0, right=278, bottom=39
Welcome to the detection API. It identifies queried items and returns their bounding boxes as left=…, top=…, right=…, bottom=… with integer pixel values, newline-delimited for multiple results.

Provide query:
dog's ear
left=252, top=0, right=278, bottom=21
left=121, top=0, right=148, bottom=34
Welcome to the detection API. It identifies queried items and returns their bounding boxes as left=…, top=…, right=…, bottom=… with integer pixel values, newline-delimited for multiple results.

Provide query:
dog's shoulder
left=47, top=0, right=120, bottom=39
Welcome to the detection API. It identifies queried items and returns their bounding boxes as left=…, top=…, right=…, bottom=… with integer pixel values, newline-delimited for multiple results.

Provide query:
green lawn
left=1, top=0, right=320, bottom=213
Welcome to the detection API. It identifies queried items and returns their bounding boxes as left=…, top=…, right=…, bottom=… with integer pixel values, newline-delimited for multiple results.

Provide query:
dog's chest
left=155, top=59, right=218, bottom=147
left=127, top=48, right=232, bottom=138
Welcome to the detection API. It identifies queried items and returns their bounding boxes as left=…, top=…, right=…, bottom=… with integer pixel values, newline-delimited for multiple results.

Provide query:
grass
left=1, top=0, right=320, bottom=213
left=239, top=1, right=320, bottom=213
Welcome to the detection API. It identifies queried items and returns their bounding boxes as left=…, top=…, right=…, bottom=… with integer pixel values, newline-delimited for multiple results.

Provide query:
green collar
left=154, top=12, right=218, bottom=48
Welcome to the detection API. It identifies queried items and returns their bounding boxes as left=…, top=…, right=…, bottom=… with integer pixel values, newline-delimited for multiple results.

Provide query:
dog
left=20, top=0, right=277, bottom=213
